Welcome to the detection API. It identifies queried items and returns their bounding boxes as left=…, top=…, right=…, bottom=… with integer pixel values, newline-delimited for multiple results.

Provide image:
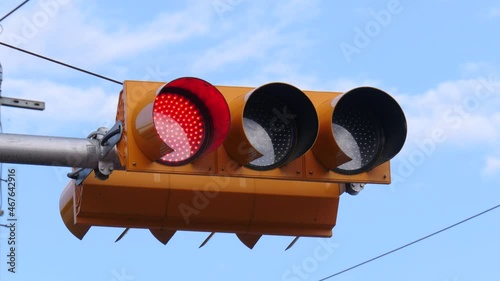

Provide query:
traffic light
left=60, top=77, right=406, bottom=248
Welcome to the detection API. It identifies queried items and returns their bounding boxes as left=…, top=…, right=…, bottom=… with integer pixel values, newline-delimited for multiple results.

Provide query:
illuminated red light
left=132, top=77, right=230, bottom=166
left=153, top=93, right=206, bottom=163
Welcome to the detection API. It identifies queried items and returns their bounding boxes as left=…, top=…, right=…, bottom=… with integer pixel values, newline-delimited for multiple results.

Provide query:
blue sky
left=0, top=0, right=499, bottom=280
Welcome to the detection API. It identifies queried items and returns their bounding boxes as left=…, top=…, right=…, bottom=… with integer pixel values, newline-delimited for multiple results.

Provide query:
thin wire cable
left=0, top=42, right=123, bottom=85
left=0, top=0, right=30, bottom=23
left=318, top=203, right=500, bottom=281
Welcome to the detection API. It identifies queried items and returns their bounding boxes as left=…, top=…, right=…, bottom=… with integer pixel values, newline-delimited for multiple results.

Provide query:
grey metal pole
left=0, top=133, right=120, bottom=169
left=0, top=61, right=3, bottom=97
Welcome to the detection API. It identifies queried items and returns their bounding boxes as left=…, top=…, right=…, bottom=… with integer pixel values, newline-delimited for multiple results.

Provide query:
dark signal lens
left=332, top=106, right=382, bottom=172
left=240, top=83, right=318, bottom=171
left=153, top=93, right=207, bottom=164
left=244, top=96, right=296, bottom=169
left=331, top=87, right=407, bottom=174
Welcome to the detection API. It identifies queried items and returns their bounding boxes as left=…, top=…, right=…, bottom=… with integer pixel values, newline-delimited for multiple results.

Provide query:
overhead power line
left=0, top=42, right=122, bottom=85
left=318, top=203, right=500, bottom=281
left=0, top=0, right=30, bottom=23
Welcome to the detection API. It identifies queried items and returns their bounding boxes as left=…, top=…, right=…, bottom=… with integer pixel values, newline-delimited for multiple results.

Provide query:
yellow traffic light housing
left=60, top=170, right=340, bottom=242
left=223, top=82, right=319, bottom=170
left=116, top=78, right=230, bottom=173
left=312, top=87, right=406, bottom=175
left=60, top=77, right=407, bottom=248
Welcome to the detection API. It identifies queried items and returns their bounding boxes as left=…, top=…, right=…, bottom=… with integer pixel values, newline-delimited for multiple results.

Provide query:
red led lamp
left=145, top=77, right=230, bottom=166
left=153, top=93, right=206, bottom=164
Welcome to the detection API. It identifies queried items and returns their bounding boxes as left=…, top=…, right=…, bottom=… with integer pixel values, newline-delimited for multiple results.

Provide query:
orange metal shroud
left=60, top=170, right=340, bottom=240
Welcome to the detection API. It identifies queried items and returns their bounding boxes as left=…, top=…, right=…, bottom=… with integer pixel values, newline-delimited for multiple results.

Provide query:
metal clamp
left=67, top=121, right=123, bottom=184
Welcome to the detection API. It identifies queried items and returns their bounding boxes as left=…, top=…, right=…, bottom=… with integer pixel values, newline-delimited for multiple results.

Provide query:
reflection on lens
left=332, top=106, right=382, bottom=173
left=332, top=124, right=361, bottom=170
left=243, top=96, right=296, bottom=170
left=244, top=118, right=275, bottom=166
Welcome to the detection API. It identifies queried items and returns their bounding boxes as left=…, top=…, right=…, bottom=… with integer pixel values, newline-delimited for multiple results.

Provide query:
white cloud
left=271, top=0, right=321, bottom=27
left=488, top=7, right=500, bottom=18
left=1, top=78, right=118, bottom=136
left=189, top=1, right=321, bottom=75
left=482, top=156, right=500, bottom=176
left=0, top=0, right=213, bottom=72
left=48, top=6, right=210, bottom=65
left=190, top=28, right=282, bottom=73
left=397, top=75, right=500, bottom=148
left=459, top=62, right=497, bottom=76
left=0, top=0, right=323, bottom=87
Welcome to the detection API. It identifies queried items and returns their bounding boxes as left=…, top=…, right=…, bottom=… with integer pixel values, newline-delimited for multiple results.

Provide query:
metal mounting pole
left=0, top=133, right=121, bottom=169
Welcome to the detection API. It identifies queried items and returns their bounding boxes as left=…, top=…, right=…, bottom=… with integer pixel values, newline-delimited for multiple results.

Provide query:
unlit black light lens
left=243, top=96, right=296, bottom=170
left=332, top=106, right=382, bottom=173
left=330, top=86, right=407, bottom=175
